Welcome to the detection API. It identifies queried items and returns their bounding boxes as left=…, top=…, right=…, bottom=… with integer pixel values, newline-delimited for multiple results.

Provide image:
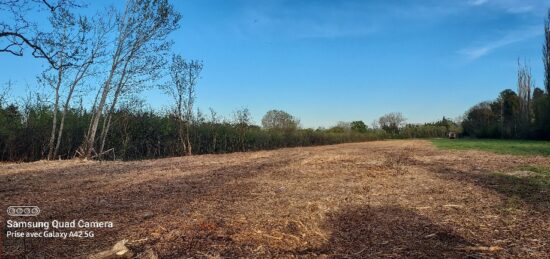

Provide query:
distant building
left=448, top=132, right=458, bottom=139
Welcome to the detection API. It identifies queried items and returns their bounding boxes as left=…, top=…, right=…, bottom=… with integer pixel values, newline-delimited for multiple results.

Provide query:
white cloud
left=467, top=0, right=547, bottom=16
left=458, top=25, right=542, bottom=60
left=235, top=2, right=381, bottom=40
left=505, top=5, right=534, bottom=14
left=232, top=0, right=548, bottom=42
left=468, top=0, right=489, bottom=6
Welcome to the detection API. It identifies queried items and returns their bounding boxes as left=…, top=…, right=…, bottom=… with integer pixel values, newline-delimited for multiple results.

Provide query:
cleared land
left=1, top=140, right=549, bottom=258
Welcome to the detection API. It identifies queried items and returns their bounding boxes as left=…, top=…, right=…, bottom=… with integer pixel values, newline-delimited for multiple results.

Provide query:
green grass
left=490, top=165, right=550, bottom=211
left=513, top=165, right=550, bottom=191
left=430, top=138, right=550, bottom=157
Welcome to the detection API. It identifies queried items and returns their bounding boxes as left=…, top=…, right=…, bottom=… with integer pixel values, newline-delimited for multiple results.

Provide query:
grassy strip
left=514, top=165, right=550, bottom=190
left=488, top=166, right=550, bottom=211
left=430, top=139, right=550, bottom=157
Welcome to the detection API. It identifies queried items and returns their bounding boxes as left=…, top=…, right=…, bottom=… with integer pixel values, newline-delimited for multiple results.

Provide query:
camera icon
left=7, top=206, right=40, bottom=216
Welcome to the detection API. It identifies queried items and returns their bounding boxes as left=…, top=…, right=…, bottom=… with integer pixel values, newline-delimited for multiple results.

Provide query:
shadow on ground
left=432, top=165, right=550, bottom=213
left=1, top=155, right=300, bottom=258
left=296, top=205, right=477, bottom=258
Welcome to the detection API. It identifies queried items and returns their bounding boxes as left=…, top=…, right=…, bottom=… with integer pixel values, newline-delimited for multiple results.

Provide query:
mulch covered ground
left=1, top=140, right=549, bottom=258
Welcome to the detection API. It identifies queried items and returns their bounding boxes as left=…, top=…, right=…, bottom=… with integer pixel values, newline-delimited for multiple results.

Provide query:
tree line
left=0, top=88, right=459, bottom=162
left=0, top=96, right=388, bottom=161
left=461, top=10, right=550, bottom=140
left=0, top=0, right=452, bottom=162
left=1, top=1, right=548, bottom=162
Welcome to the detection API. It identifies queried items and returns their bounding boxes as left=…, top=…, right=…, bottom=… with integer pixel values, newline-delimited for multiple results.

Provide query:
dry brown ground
left=1, top=140, right=549, bottom=258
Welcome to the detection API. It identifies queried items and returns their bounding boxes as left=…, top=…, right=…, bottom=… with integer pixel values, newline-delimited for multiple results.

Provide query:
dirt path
left=1, top=140, right=549, bottom=258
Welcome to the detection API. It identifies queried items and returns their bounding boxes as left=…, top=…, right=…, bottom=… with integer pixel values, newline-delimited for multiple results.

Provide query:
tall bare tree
left=39, top=6, right=89, bottom=160
left=544, top=9, right=550, bottom=138
left=97, top=46, right=167, bottom=156
left=545, top=9, right=550, bottom=94
left=517, top=59, right=533, bottom=135
left=164, top=54, right=203, bottom=155
left=82, top=0, right=180, bottom=159
left=208, top=107, right=220, bottom=153
left=52, top=15, right=110, bottom=159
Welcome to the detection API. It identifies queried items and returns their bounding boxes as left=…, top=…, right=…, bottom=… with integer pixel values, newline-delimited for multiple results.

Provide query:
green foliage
left=261, top=109, right=299, bottom=131
left=0, top=101, right=388, bottom=161
left=462, top=88, right=550, bottom=139
left=498, top=89, right=521, bottom=137
left=431, top=139, right=550, bottom=157
left=350, top=121, right=367, bottom=133
left=399, top=117, right=461, bottom=138
left=532, top=88, right=550, bottom=138
left=400, top=125, right=448, bottom=138
left=326, top=122, right=350, bottom=133
left=462, top=101, right=500, bottom=138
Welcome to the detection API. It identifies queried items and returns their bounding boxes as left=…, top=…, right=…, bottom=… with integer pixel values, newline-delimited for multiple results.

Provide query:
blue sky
left=1, top=0, right=549, bottom=127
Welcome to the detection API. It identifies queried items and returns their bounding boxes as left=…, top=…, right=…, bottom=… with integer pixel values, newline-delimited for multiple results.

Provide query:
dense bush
left=0, top=101, right=387, bottom=162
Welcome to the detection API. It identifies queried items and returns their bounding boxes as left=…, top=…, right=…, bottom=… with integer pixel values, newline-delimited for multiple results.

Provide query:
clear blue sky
left=1, top=0, right=549, bottom=128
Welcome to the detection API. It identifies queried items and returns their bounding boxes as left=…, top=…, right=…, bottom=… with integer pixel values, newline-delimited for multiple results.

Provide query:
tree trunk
left=47, top=66, right=63, bottom=160
left=83, top=32, right=128, bottom=159
left=84, top=70, right=115, bottom=159
left=99, top=110, right=115, bottom=157
left=178, top=119, right=187, bottom=155
left=212, top=132, right=217, bottom=153
left=185, top=121, right=192, bottom=155
left=54, top=64, right=90, bottom=159
left=98, top=63, right=130, bottom=156
left=53, top=107, right=67, bottom=159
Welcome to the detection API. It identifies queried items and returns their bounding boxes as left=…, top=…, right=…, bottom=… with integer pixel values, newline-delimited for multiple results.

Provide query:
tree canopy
left=261, top=109, right=300, bottom=131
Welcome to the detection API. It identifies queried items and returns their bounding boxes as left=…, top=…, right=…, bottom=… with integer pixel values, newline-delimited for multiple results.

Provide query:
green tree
left=350, top=120, right=367, bottom=133
left=497, top=89, right=520, bottom=138
left=261, top=109, right=299, bottom=131
left=462, top=102, right=499, bottom=138
left=533, top=88, right=549, bottom=138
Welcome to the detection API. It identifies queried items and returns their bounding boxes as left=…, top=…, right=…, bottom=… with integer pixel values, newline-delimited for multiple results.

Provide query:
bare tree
left=335, top=121, right=351, bottom=131
left=0, top=80, right=12, bottom=107
left=82, top=0, right=180, bottom=159
left=97, top=48, right=167, bottom=156
left=378, top=112, right=406, bottom=134
left=38, top=6, right=89, bottom=160
left=371, top=119, right=380, bottom=130
left=517, top=59, right=533, bottom=135
left=208, top=107, right=220, bottom=153
left=164, top=54, right=203, bottom=155
left=545, top=9, right=550, bottom=94
left=0, top=0, right=79, bottom=68
left=53, top=15, right=110, bottom=159
left=233, top=108, right=251, bottom=151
